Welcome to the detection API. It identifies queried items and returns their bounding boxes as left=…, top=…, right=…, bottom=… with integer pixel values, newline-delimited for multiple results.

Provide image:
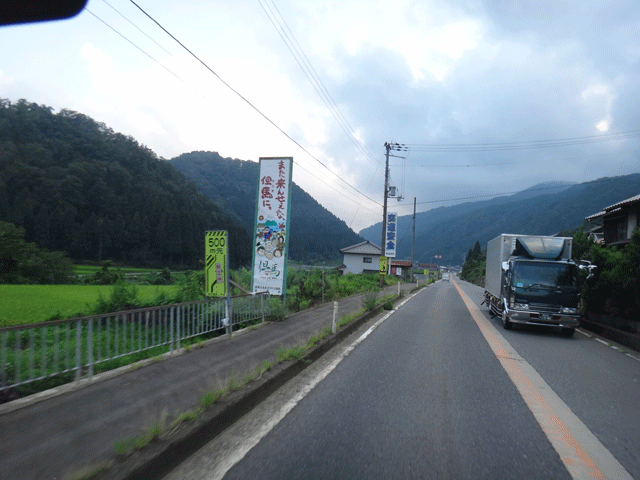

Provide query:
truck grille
left=529, top=303, right=561, bottom=313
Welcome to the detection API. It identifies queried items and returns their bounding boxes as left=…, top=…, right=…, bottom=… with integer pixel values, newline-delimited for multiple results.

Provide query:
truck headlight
left=561, top=307, right=578, bottom=314
left=513, top=303, right=529, bottom=310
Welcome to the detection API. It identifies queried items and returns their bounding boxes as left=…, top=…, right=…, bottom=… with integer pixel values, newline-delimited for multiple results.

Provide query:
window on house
left=363, top=257, right=372, bottom=263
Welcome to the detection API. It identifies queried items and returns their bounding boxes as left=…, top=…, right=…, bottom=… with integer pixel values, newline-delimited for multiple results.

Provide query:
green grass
left=0, top=285, right=181, bottom=327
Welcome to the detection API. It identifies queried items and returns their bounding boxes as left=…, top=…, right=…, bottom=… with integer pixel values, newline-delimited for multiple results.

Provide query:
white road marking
left=198, top=291, right=420, bottom=480
left=577, top=329, right=592, bottom=337
left=595, top=338, right=609, bottom=346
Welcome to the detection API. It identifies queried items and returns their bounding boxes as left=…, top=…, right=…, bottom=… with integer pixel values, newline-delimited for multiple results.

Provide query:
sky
left=1, top=0, right=639, bottom=233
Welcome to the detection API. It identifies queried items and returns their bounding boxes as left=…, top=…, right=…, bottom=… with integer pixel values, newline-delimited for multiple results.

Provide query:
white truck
left=483, top=234, right=586, bottom=337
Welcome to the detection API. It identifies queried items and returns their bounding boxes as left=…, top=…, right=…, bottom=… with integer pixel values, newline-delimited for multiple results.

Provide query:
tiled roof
left=604, top=193, right=640, bottom=212
left=340, top=240, right=382, bottom=255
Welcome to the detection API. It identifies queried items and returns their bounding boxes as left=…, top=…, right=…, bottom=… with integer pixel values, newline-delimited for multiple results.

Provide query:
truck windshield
left=513, top=261, right=579, bottom=290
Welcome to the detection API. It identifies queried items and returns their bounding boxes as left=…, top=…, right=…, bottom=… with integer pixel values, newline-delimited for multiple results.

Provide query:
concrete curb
left=99, top=301, right=396, bottom=480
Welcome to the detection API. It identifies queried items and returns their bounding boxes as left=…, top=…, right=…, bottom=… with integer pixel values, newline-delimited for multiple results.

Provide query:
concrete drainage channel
left=100, top=290, right=419, bottom=480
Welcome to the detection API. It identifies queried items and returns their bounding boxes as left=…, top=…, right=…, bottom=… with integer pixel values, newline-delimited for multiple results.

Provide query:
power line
left=258, top=0, right=383, bottom=173
left=405, top=130, right=640, bottom=152
left=127, top=0, right=382, bottom=208
left=102, top=0, right=172, bottom=56
left=88, top=2, right=382, bottom=211
left=397, top=175, right=633, bottom=208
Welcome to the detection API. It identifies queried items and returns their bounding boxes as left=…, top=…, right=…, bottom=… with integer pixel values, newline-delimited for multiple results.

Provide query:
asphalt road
left=165, top=277, right=640, bottom=480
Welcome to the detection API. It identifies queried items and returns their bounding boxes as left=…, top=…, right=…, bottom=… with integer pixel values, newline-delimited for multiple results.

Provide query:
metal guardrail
left=0, top=292, right=270, bottom=395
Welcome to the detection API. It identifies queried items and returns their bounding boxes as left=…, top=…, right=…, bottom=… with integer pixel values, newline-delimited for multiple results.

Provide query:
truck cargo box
left=484, top=234, right=573, bottom=299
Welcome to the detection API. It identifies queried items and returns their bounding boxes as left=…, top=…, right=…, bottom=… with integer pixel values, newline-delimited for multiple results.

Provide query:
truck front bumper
left=505, top=307, right=580, bottom=329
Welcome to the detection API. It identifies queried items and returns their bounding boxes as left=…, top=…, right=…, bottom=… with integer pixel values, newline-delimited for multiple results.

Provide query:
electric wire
left=86, top=9, right=185, bottom=85
left=88, top=2, right=382, bottom=214
left=127, top=0, right=383, bottom=209
left=405, top=130, right=640, bottom=152
left=258, top=0, right=382, bottom=173
left=87, top=9, right=375, bottom=213
left=102, top=0, right=173, bottom=56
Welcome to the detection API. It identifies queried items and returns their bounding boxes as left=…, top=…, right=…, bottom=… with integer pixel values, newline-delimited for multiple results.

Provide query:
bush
left=362, top=290, right=378, bottom=311
left=268, top=297, right=288, bottom=321
left=93, top=281, right=139, bottom=314
left=583, top=228, right=640, bottom=320
left=88, top=261, right=122, bottom=285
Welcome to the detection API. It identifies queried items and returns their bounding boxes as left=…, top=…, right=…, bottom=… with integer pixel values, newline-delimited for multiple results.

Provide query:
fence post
left=170, top=307, right=174, bottom=353
left=88, top=319, right=93, bottom=378
left=261, top=294, right=265, bottom=323
left=75, top=320, right=81, bottom=382
left=332, top=301, right=338, bottom=334
left=176, top=305, right=181, bottom=350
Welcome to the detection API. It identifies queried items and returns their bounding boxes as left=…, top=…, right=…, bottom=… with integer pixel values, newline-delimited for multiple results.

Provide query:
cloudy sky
left=1, top=0, right=639, bottom=232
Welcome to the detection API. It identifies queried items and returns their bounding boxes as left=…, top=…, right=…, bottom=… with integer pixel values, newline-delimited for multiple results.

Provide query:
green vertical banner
left=205, top=230, right=228, bottom=297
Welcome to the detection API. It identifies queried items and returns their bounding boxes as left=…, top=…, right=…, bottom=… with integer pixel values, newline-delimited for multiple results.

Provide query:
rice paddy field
left=0, top=285, right=181, bottom=328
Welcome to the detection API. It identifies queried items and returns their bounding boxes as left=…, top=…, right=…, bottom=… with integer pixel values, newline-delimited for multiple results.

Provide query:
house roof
left=340, top=240, right=382, bottom=255
left=603, top=193, right=640, bottom=212
left=391, top=260, right=412, bottom=267
left=585, top=193, right=640, bottom=222
left=585, top=210, right=605, bottom=221
left=419, top=263, right=440, bottom=269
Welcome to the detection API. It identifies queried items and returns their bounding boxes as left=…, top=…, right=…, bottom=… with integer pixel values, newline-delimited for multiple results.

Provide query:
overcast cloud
left=1, top=0, right=638, bottom=232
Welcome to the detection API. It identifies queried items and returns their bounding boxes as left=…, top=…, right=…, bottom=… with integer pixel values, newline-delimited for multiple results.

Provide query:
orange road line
left=453, top=280, right=608, bottom=480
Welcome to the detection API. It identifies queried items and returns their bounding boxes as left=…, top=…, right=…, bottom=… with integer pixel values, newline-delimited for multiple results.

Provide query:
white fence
left=0, top=292, right=270, bottom=396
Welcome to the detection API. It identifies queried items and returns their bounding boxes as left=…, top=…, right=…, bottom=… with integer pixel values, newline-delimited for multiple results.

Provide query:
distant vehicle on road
left=442, top=272, right=450, bottom=282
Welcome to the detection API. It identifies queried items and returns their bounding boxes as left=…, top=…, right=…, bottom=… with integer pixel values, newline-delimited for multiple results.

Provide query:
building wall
left=342, top=252, right=381, bottom=275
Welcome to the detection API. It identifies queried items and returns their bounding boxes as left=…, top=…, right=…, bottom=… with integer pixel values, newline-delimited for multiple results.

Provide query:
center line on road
left=453, top=281, right=633, bottom=480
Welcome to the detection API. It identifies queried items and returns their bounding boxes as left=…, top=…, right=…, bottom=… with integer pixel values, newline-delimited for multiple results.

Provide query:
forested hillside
left=171, top=151, right=365, bottom=263
left=0, top=98, right=251, bottom=268
left=360, top=173, right=640, bottom=265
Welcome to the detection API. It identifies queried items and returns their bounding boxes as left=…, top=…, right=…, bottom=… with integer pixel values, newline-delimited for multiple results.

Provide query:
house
left=419, top=263, right=440, bottom=278
left=585, top=194, right=640, bottom=247
left=338, top=240, right=382, bottom=275
left=390, top=260, right=412, bottom=280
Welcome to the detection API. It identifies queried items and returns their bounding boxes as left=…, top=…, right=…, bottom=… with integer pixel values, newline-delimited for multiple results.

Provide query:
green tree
left=0, top=220, right=73, bottom=284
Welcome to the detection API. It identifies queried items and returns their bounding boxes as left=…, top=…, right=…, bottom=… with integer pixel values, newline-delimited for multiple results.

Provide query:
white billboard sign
left=251, top=157, right=293, bottom=295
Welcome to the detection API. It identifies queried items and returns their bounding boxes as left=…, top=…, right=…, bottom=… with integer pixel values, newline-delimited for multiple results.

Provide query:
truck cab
left=484, top=234, right=585, bottom=337
left=501, top=257, right=581, bottom=334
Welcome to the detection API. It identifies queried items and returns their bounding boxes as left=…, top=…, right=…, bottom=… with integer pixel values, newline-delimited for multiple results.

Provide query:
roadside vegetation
left=459, top=241, right=486, bottom=286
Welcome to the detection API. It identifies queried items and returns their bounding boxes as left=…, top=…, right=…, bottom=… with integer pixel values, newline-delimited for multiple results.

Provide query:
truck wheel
left=561, top=328, right=575, bottom=337
left=502, top=311, right=512, bottom=330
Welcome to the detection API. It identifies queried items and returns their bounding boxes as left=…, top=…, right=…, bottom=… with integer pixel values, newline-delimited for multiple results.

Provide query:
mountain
left=359, top=174, right=640, bottom=266
left=170, top=151, right=365, bottom=263
left=0, top=98, right=251, bottom=268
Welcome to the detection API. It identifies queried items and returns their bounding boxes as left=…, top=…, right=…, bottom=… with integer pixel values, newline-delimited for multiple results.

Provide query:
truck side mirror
left=501, top=261, right=509, bottom=273
left=579, top=260, right=597, bottom=280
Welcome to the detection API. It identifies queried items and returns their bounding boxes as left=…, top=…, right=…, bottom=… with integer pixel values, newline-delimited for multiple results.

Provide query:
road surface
left=164, top=277, right=640, bottom=479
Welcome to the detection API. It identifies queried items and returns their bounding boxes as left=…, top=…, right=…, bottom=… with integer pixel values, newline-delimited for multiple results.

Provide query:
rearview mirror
left=1, top=0, right=87, bottom=26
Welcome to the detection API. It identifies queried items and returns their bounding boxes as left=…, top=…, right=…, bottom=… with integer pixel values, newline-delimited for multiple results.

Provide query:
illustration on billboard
left=251, top=157, right=292, bottom=295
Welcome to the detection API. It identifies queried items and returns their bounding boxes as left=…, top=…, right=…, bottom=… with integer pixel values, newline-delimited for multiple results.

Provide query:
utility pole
left=380, top=142, right=391, bottom=287
left=380, top=142, right=407, bottom=287
left=411, top=197, right=416, bottom=282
